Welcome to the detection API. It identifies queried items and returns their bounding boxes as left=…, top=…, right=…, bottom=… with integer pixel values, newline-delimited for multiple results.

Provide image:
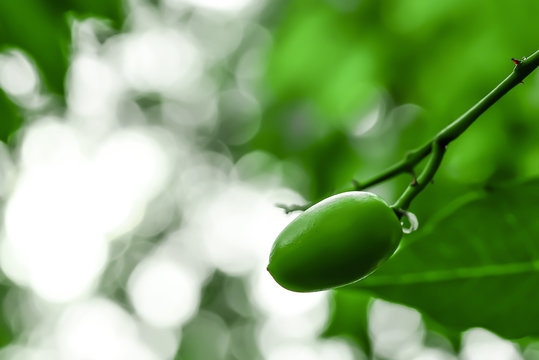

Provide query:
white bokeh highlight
left=55, top=298, right=163, bottom=360
left=191, top=184, right=294, bottom=276
left=118, top=29, right=202, bottom=93
left=461, top=328, right=521, bottom=360
left=128, top=257, right=200, bottom=328
left=2, top=120, right=171, bottom=302
left=168, top=0, right=256, bottom=13
left=369, top=299, right=425, bottom=360
left=0, top=50, right=39, bottom=98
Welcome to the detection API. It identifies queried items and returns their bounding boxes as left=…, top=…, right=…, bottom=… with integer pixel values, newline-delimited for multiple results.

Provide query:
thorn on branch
left=511, top=58, right=521, bottom=65
left=352, top=179, right=362, bottom=190
left=520, top=81, right=525, bottom=85
left=408, top=169, right=418, bottom=187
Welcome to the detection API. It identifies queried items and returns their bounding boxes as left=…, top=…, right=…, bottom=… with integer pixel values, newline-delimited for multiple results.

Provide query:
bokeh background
left=0, top=0, right=538, bottom=359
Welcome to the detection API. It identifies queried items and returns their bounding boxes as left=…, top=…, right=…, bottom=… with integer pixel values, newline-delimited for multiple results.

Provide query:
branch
left=352, top=144, right=431, bottom=190
left=357, top=49, right=539, bottom=191
left=279, top=50, right=539, bottom=213
left=392, top=141, right=445, bottom=211
left=392, top=49, right=539, bottom=212
left=434, top=50, right=539, bottom=147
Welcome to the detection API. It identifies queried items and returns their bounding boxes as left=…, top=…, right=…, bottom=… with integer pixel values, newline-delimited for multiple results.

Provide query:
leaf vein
left=360, top=261, right=539, bottom=287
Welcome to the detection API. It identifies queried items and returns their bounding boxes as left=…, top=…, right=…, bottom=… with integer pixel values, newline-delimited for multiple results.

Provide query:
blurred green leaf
left=322, top=290, right=372, bottom=357
left=0, top=0, right=70, bottom=94
left=323, top=290, right=462, bottom=356
left=0, top=89, right=22, bottom=142
left=0, top=0, right=123, bottom=94
left=0, top=285, right=13, bottom=348
left=175, top=271, right=262, bottom=360
left=0, top=0, right=124, bottom=143
left=175, top=311, right=230, bottom=360
left=64, top=0, right=124, bottom=26
left=266, top=0, right=379, bottom=122
left=422, top=315, right=462, bottom=353
left=346, top=179, right=539, bottom=339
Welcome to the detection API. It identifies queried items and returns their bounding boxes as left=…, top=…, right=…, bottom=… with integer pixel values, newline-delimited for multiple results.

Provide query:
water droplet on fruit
left=400, top=210, right=418, bottom=234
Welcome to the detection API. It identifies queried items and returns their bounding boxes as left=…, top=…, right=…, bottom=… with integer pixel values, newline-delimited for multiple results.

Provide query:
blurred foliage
left=259, top=0, right=539, bottom=201
left=0, top=0, right=123, bottom=142
left=0, top=0, right=70, bottom=94
left=175, top=272, right=262, bottom=360
left=422, top=313, right=462, bottom=353
left=322, top=290, right=372, bottom=356
left=0, top=89, right=21, bottom=142
left=0, top=285, right=14, bottom=349
left=0, top=0, right=124, bottom=348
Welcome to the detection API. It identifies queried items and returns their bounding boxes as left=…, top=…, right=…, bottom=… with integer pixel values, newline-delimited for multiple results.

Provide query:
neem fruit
left=267, top=192, right=402, bottom=292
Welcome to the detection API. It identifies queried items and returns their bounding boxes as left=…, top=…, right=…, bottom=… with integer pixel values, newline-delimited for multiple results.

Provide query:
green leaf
left=346, top=179, right=539, bottom=339
left=322, top=290, right=372, bottom=356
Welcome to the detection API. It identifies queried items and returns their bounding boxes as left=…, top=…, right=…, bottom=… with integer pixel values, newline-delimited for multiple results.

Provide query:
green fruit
left=267, top=191, right=402, bottom=292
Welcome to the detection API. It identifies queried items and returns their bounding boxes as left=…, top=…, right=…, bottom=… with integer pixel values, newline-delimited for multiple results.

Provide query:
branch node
left=408, top=169, right=418, bottom=187
left=352, top=179, right=362, bottom=190
left=405, top=151, right=414, bottom=160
